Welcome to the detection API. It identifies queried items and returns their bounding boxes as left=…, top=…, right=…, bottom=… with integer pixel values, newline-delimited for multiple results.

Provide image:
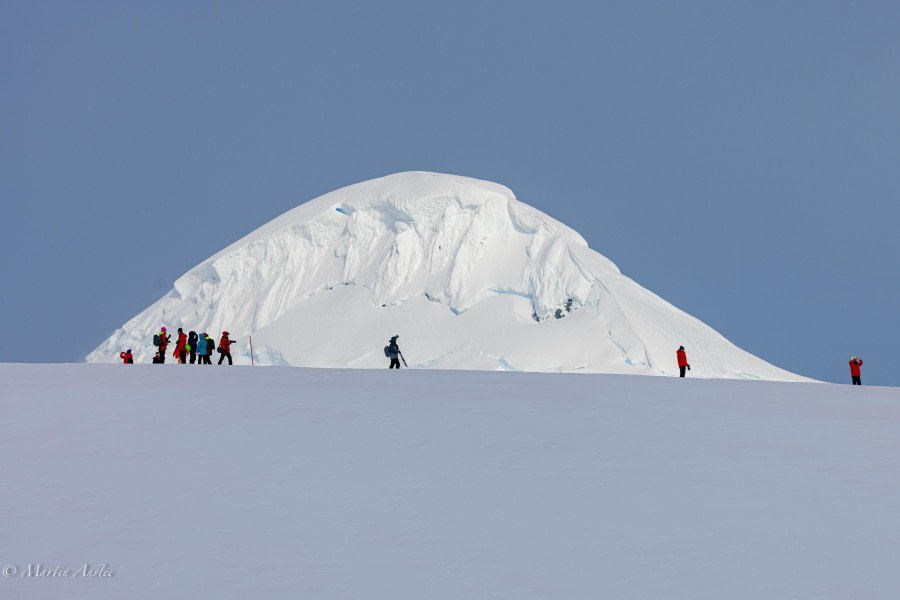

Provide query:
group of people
left=122, top=330, right=865, bottom=384
left=120, top=327, right=235, bottom=365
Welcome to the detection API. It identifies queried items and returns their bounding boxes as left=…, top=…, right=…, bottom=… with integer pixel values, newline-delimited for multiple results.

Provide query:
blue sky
left=2, top=1, right=898, bottom=385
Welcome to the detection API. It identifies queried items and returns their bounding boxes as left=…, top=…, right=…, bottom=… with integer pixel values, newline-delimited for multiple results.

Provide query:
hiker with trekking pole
left=385, top=335, right=407, bottom=369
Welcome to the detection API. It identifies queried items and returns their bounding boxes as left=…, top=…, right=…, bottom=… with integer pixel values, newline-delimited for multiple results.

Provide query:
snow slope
left=88, top=172, right=802, bottom=380
left=2, top=364, right=899, bottom=600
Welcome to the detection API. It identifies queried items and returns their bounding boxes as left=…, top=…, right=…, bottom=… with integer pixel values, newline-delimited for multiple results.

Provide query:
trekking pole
left=400, top=352, right=408, bottom=368
left=249, top=335, right=255, bottom=366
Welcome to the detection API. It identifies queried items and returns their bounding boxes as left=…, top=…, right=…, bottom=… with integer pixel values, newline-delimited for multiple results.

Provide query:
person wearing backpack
left=388, top=335, right=401, bottom=369
left=119, top=349, right=134, bottom=364
left=218, top=331, right=234, bottom=365
left=204, top=333, right=214, bottom=364
left=188, top=331, right=199, bottom=364
left=154, top=327, right=171, bottom=363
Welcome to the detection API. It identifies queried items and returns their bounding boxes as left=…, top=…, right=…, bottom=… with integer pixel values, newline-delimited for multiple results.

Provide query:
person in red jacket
left=173, top=328, right=188, bottom=364
left=218, top=331, right=234, bottom=365
left=119, top=349, right=134, bottom=364
left=676, top=346, right=690, bottom=378
left=849, top=356, right=863, bottom=385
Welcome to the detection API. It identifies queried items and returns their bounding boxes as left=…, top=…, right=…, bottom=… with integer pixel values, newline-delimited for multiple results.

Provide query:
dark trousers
left=159, top=348, right=166, bottom=363
left=178, top=350, right=187, bottom=364
left=202, top=354, right=212, bottom=365
left=189, top=351, right=196, bottom=364
left=218, top=351, right=232, bottom=365
left=389, top=358, right=401, bottom=369
left=852, top=375, right=861, bottom=385
left=679, top=366, right=686, bottom=378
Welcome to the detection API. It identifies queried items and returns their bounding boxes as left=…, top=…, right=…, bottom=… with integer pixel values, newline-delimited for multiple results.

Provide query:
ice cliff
left=88, top=172, right=804, bottom=380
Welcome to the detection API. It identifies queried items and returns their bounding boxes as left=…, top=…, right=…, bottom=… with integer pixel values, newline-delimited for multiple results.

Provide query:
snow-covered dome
left=88, top=171, right=804, bottom=380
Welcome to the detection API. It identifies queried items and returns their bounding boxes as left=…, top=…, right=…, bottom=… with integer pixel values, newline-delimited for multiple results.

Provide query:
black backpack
left=153, top=334, right=160, bottom=347
left=383, top=345, right=391, bottom=357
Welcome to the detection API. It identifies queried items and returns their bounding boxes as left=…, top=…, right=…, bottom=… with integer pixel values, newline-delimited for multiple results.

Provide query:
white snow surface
left=2, top=363, right=899, bottom=600
left=88, top=171, right=802, bottom=380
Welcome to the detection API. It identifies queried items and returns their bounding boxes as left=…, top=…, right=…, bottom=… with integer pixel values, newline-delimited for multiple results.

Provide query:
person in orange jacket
left=676, top=346, right=690, bottom=378
left=849, top=356, right=863, bottom=385
left=218, top=331, right=234, bottom=365
left=119, top=349, right=134, bottom=364
left=173, top=328, right=188, bottom=364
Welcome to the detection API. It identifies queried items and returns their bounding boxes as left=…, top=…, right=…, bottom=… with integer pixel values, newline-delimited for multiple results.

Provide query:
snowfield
left=2, top=363, right=899, bottom=600
left=88, top=172, right=804, bottom=381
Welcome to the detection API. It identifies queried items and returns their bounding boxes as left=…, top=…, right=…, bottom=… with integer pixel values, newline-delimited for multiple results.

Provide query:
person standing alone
left=849, top=356, right=863, bottom=385
left=218, top=331, right=234, bottom=365
left=388, top=335, right=402, bottom=369
left=676, top=346, right=690, bottom=378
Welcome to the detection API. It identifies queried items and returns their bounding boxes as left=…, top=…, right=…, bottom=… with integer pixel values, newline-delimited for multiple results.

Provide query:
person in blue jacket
left=196, top=333, right=209, bottom=365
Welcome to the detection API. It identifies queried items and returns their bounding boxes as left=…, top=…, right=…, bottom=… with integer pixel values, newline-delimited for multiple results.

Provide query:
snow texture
left=88, top=171, right=803, bottom=380
left=2, top=364, right=898, bottom=600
